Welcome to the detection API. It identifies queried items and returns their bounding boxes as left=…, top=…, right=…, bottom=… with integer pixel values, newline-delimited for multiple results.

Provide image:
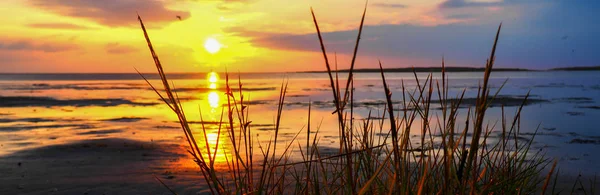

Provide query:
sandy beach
left=0, top=138, right=214, bottom=194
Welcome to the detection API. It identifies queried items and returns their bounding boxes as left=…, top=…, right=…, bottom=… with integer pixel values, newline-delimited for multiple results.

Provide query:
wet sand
left=0, top=138, right=210, bottom=194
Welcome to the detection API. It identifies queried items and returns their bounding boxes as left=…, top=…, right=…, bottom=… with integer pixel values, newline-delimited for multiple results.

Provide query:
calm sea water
left=0, top=71, right=599, bottom=176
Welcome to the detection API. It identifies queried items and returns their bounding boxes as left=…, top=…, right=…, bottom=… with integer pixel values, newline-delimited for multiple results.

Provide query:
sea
left=1, top=71, right=599, bottom=179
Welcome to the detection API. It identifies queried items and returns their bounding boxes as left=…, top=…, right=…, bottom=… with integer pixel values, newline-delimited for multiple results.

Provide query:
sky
left=0, top=0, right=598, bottom=73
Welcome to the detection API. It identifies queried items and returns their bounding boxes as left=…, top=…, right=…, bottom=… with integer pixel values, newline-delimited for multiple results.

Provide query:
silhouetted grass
left=135, top=4, right=588, bottom=194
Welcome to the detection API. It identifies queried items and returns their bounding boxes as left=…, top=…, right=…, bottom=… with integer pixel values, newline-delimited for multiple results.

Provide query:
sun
left=204, top=38, right=221, bottom=54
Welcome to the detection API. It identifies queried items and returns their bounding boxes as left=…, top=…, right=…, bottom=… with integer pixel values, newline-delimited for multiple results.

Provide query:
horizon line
left=0, top=66, right=596, bottom=74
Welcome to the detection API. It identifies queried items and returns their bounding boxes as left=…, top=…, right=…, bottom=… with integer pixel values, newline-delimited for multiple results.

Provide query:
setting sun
left=204, top=38, right=221, bottom=54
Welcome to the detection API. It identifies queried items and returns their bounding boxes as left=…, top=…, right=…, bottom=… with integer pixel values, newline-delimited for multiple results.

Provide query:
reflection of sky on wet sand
left=0, top=71, right=599, bottom=175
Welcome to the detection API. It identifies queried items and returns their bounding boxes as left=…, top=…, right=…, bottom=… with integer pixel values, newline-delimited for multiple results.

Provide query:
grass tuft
left=135, top=6, right=575, bottom=194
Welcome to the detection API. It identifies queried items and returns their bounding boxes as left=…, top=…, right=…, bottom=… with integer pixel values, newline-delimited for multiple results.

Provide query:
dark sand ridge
left=0, top=83, right=276, bottom=93
left=0, top=138, right=211, bottom=194
left=0, top=96, right=157, bottom=107
left=224, top=95, right=550, bottom=109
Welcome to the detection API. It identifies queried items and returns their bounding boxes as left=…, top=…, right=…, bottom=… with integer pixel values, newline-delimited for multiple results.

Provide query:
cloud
left=28, top=23, right=94, bottom=30
left=177, top=0, right=251, bottom=1
left=28, top=0, right=189, bottom=27
left=0, top=52, right=41, bottom=72
left=446, top=13, right=476, bottom=19
left=439, top=0, right=543, bottom=9
left=240, top=17, right=600, bottom=69
left=0, top=52, right=38, bottom=63
left=246, top=24, right=489, bottom=56
left=105, top=43, right=139, bottom=54
left=0, top=40, right=77, bottom=53
left=439, top=0, right=502, bottom=9
left=372, top=3, right=407, bottom=8
left=174, top=0, right=254, bottom=11
left=215, top=0, right=255, bottom=11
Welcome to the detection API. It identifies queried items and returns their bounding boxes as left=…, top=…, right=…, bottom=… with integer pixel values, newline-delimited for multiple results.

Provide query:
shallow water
left=1, top=71, right=599, bottom=190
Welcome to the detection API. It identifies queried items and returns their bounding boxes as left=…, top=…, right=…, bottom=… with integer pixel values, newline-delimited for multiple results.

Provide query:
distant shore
left=549, top=66, right=600, bottom=71
left=299, top=65, right=600, bottom=73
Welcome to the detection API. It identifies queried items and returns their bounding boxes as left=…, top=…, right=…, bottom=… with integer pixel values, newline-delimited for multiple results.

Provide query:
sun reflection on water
left=208, top=91, right=220, bottom=108
left=207, top=71, right=221, bottom=109
left=195, top=71, right=231, bottom=167
left=201, top=130, right=229, bottom=166
left=207, top=72, right=219, bottom=84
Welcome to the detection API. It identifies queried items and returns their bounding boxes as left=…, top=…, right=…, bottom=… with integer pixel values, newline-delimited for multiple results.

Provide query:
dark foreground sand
left=0, top=138, right=210, bottom=194
left=1, top=138, right=598, bottom=194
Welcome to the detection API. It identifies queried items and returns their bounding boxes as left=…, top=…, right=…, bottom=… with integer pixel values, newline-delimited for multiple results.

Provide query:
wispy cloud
left=28, top=23, right=94, bottom=30
left=177, top=0, right=255, bottom=11
left=439, top=0, right=502, bottom=9
left=105, top=43, right=139, bottom=54
left=28, top=0, right=189, bottom=27
left=373, top=3, right=407, bottom=8
left=239, top=15, right=600, bottom=69
left=0, top=40, right=77, bottom=53
left=445, top=13, right=475, bottom=19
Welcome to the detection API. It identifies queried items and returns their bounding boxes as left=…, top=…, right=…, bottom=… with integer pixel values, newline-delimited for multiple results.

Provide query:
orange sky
left=0, top=0, right=468, bottom=73
left=0, top=0, right=594, bottom=72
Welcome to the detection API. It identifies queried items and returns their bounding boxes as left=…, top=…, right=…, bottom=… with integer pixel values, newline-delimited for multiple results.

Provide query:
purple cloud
left=28, top=0, right=190, bottom=27
left=28, top=23, right=94, bottom=30
left=105, top=43, right=139, bottom=54
left=373, top=3, right=407, bottom=8
left=439, top=0, right=502, bottom=8
left=0, top=40, right=77, bottom=53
